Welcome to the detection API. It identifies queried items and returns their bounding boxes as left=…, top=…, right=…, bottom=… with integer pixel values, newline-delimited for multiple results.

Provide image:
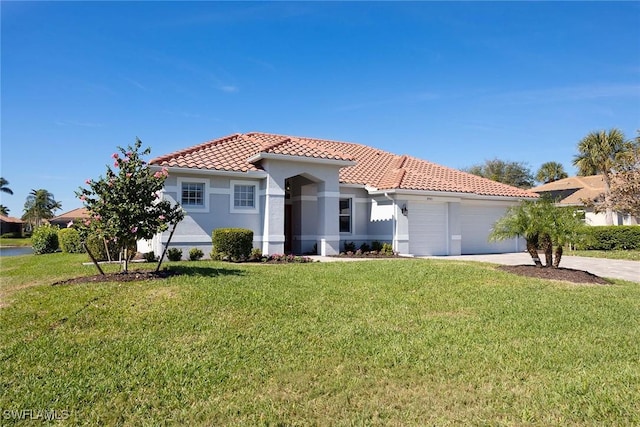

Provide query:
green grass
left=0, top=237, right=31, bottom=247
left=567, top=249, right=640, bottom=261
left=1, top=254, right=639, bottom=425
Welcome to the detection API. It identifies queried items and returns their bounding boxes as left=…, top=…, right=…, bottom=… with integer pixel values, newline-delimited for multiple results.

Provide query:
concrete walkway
left=310, top=253, right=639, bottom=283
left=425, top=253, right=639, bottom=283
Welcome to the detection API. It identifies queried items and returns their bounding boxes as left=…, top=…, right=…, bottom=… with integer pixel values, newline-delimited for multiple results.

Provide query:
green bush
left=31, top=224, right=60, bottom=255
left=84, top=234, right=127, bottom=261
left=143, top=251, right=157, bottom=262
left=167, top=248, right=183, bottom=261
left=343, top=241, right=356, bottom=252
left=575, top=226, right=640, bottom=250
left=189, top=248, right=204, bottom=261
left=212, top=228, right=254, bottom=261
left=371, top=241, right=383, bottom=252
left=58, top=228, right=84, bottom=253
left=381, top=243, right=395, bottom=256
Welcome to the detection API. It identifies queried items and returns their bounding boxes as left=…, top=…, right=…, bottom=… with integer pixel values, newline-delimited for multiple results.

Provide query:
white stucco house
left=142, top=132, right=537, bottom=257
left=531, top=175, right=639, bottom=226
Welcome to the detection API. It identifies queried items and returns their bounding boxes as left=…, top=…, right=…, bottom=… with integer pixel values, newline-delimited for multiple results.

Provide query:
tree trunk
left=83, top=242, right=105, bottom=275
left=603, top=172, right=614, bottom=225
left=526, top=237, right=543, bottom=268
left=123, top=247, right=129, bottom=273
left=553, top=245, right=563, bottom=268
left=540, top=233, right=553, bottom=268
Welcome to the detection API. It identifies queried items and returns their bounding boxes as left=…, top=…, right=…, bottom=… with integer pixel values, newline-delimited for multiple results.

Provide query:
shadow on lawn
left=169, top=265, right=245, bottom=278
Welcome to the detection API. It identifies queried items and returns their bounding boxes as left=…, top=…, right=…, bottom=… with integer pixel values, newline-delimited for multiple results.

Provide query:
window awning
left=370, top=200, right=393, bottom=222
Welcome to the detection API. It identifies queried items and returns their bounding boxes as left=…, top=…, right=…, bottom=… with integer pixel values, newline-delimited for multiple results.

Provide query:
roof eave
left=247, top=152, right=356, bottom=168
left=152, top=165, right=268, bottom=179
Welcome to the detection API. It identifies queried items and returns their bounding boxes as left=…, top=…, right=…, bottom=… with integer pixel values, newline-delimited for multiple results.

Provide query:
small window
left=234, top=184, right=255, bottom=209
left=230, top=180, right=259, bottom=214
left=339, top=198, right=351, bottom=233
left=181, top=182, right=204, bottom=206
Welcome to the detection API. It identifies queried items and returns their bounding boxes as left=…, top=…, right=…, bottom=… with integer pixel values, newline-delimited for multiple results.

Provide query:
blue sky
left=1, top=1, right=639, bottom=217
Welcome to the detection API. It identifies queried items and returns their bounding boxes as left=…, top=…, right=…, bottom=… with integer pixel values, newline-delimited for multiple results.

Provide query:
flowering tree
left=76, top=138, right=184, bottom=273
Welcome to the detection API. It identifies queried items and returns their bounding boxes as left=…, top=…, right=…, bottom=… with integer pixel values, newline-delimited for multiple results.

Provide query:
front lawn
left=567, top=249, right=640, bottom=261
left=1, top=254, right=638, bottom=425
left=0, top=237, right=31, bottom=247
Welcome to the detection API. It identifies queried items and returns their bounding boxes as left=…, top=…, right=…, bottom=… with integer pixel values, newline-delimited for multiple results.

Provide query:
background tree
left=0, top=205, right=9, bottom=216
left=77, top=138, right=184, bottom=273
left=605, top=131, right=640, bottom=220
left=465, top=158, right=535, bottom=189
left=0, top=177, right=13, bottom=195
left=22, top=189, right=62, bottom=228
left=573, top=128, right=630, bottom=225
left=535, top=161, right=568, bottom=184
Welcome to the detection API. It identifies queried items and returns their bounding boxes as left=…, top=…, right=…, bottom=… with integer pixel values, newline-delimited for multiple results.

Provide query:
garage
left=460, top=202, right=519, bottom=254
left=408, top=201, right=448, bottom=255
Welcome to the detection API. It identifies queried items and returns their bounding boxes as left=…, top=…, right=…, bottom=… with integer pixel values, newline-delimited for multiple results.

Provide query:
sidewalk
left=310, top=253, right=639, bottom=283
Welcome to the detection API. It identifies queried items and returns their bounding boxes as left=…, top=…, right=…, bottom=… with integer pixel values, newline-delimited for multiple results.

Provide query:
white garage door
left=461, top=204, right=516, bottom=254
left=409, top=202, right=447, bottom=256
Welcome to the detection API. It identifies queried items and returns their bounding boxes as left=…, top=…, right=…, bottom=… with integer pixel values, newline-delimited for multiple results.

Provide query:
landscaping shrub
left=344, top=241, right=356, bottom=252
left=143, top=251, right=157, bottom=262
left=84, top=234, right=131, bottom=261
left=371, top=241, right=383, bottom=252
left=167, top=248, right=183, bottom=261
left=359, top=242, right=371, bottom=252
left=575, top=226, right=640, bottom=250
left=381, top=243, right=395, bottom=256
left=58, top=228, right=84, bottom=253
left=189, top=248, right=204, bottom=261
left=1, top=232, right=22, bottom=238
left=31, top=224, right=59, bottom=255
left=250, top=247, right=263, bottom=261
left=212, top=228, right=253, bottom=261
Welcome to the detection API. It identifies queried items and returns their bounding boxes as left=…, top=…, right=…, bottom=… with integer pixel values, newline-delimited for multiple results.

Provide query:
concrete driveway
left=424, top=253, right=639, bottom=283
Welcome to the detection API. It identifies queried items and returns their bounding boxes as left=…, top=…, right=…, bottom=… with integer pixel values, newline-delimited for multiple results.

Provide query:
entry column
left=317, top=179, right=340, bottom=256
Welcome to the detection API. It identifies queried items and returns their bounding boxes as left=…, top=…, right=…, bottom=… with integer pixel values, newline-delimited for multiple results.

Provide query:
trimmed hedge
left=58, top=228, right=84, bottom=253
left=212, top=228, right=254, bottom=261
left=575, top=226, right=640, bottom=250
left=31, top=224, right=60, bottom=255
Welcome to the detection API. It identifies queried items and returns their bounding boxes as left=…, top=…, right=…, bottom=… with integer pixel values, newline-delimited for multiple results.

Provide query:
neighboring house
left=531, top=175, right=638, bottom=226
left=146, top=132, right=537, bottom=257
left=49, top=208, right=90, bottom=229
left=0, top=215, right=25, bottom=236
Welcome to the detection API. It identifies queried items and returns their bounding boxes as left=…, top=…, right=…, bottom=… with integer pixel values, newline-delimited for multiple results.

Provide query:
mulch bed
left=498, top=265, right=611, bottom=285
left=52, top=270, right=180, bottom=286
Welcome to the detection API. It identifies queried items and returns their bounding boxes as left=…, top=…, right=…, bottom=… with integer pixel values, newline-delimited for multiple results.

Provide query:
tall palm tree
left=22, top=189, right=62, bottom=228
left=535, top=161, right=568, bottom=184
left=0, top=177, right=13, bottom=195
left=573, top=128, right=629, bottom=225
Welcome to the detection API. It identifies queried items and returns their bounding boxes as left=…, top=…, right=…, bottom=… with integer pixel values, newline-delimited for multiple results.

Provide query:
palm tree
left=535, top=161, right=568, bottom=184
left=490, top=200, right=545, bottom=267
left=490, top=198, right=584, bottom=268
left=22, top=189, right=62, bottom=228
left=0, top=177, right=13, bottom=195
left=0, top=205, right=8, bottom=216
left=573, top=128, right=629, bottom=225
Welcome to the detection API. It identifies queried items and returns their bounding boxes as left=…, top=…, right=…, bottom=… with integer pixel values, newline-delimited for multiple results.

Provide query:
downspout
left=383, top=192, right=397, bottom=252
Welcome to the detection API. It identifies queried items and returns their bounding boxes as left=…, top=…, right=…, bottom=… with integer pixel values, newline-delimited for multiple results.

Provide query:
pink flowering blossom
left=114, top=161, right=119, bottom=168
left=80, top=195, right=86, bottom=201
left=112, top=153, right=119, bottom=159
left=161, top=167, right=169, bottom=176
left=84, top=220, right=91, bottom=226
left=126, top=173, right=132, bottom=178
left=130, top=226, right=138, bottom=233
left=159, top=215, right=165, bottom=220
left=154, top=171, right=162, bottom=178
left=85, top=179, right=92, bottom=185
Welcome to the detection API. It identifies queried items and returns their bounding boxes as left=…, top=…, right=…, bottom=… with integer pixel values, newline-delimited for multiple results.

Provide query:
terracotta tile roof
left=151, top=132, right=537, bottom=198
left=0, top=214, right=24, bottom=224
left=531, top=175, right=606, bottom=205
left=51, top=208, right=90, bottom=221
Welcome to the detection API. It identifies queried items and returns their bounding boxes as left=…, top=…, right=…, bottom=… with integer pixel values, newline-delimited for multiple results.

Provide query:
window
left=234, top=185, right=255, bottom=209
left=181, top=182, right=204, bottom=206
left=230, top=180, right=259, bottom=214
left=339, top=198, right=352, bottom=233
